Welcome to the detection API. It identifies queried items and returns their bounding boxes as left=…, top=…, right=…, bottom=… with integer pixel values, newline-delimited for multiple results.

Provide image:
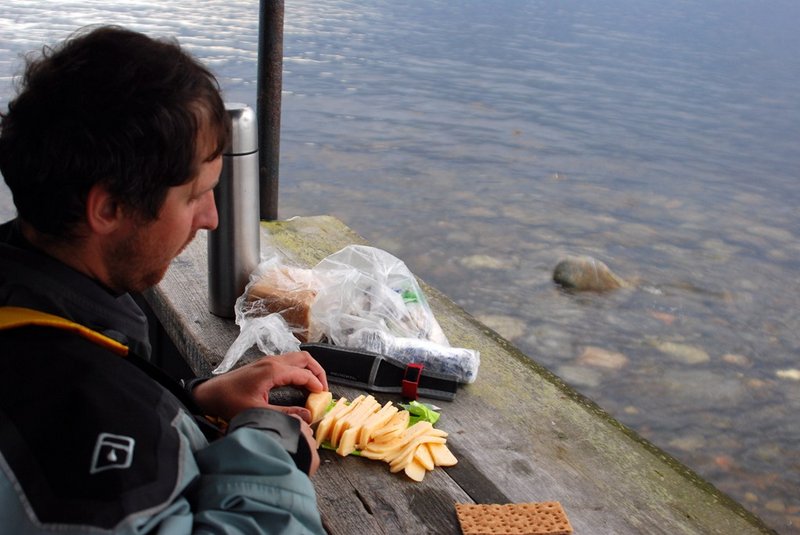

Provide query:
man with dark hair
left=0, top=26, right=328, bottom=533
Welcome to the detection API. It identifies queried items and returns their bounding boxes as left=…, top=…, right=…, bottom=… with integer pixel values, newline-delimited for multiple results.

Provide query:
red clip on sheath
left=401, top=363, right=424, bottom=400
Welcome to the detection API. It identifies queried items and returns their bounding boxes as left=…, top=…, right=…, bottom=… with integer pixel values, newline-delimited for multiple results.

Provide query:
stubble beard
left=107, top=228, right=197, bottom=294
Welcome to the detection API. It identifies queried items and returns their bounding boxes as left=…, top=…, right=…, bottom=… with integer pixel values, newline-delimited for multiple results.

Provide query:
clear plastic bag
left=212, top=249, right=311, bottom=374
left=309, top=245, right=449, bottom=347
left=352, top=329, right=480, bottom=384
left=214, top=244, right=480, bottom=383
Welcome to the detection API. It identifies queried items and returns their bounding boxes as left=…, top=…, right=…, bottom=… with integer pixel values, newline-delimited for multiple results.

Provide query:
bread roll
left=245, top=266, right=318, bottom=341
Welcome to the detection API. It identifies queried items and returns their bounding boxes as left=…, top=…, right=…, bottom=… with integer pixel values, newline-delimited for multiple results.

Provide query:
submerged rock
left=577, top=346, right=629, bottom=369
left=653, top=341, right=711, bottom=364
left=776, top=368, right=800, bottom=381
left=459, top=254, right=509, bottom=270
left=556, top=364, right=603, bottom=388
left=553, top=255, right=625, bottom=292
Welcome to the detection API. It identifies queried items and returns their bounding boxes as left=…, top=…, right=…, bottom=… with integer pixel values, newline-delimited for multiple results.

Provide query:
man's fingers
left=302, top=353, right=328, bottom=390
left=273, top=351, right=328, bottom=390
left=267, top=404, right=312, bottom=424
left=271, top=365, right=326, bottom=393
left=290, top=351, right=328, bottom=390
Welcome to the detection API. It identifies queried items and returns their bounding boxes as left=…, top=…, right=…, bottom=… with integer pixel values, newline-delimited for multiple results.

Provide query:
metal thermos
left=208, top=103, right=261, bottom=318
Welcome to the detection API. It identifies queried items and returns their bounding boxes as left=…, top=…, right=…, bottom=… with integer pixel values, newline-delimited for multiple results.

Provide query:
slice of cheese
left=428, top=443, right=458, bottom=467
left=315, top=397, right=349, bottom=446
left=326, top=394, right=366, bottom=447
left=415, top=443, right=435, bottom=471
left=357, top=403, right=399, bottom=450
left=404, top=459, right=428, bottom=482
left=306, top=391, right=333, bottom=424
left=336, top=427, right=360, bottom=457
left=330, top=395, right=379, bottom=448
left=388, top=435, right=447, bottom=472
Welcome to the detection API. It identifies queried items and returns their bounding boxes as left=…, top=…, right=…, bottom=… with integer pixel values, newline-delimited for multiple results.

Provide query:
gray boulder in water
left=553, top=255, right=625, bottom=292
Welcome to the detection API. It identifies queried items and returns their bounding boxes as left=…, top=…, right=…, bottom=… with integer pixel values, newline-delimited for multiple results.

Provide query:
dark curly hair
left=0, top=25, right=230, bottom=240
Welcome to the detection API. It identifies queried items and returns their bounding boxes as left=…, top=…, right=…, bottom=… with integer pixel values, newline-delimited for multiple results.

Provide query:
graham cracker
left=455, top=502, right=573, bottom=535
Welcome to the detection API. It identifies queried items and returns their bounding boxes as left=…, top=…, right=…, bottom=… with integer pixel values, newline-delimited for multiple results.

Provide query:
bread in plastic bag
left=212, top=250, right=312, bottom=374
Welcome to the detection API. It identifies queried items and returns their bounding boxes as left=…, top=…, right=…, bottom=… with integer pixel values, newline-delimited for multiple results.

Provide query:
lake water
left=1, top=1, right=798, bottom=531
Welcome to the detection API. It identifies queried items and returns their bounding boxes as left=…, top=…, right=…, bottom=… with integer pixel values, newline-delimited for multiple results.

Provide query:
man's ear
left=85, top=182, right=123, bottom=235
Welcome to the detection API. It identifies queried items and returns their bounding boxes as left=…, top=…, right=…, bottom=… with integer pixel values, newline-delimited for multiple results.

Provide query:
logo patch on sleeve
left=90, top=432, right=135, bottom=474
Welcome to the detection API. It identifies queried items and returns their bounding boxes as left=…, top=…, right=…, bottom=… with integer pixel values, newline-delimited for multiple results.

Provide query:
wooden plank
left=308, top=384, right=474, bottom=535
left=145, top=216, right=775, bottom=535
left=315, top=439, right=471, bottom=534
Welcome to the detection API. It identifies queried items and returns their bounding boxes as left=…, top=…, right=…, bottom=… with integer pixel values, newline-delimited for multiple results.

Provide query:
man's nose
left=198, top=191, right=218, bottom=231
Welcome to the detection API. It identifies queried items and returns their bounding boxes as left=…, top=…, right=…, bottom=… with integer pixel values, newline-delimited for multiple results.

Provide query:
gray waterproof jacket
left=0, top=219, right=326, bottom=534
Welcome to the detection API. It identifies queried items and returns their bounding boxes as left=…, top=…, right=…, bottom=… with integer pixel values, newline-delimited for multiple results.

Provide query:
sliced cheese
left=305, top=391, right=333, bottom=424
left=330, top=395, right=379, bottom=447
left=415, top=443, right=435, bottom=471
left=428, top=442, right=458, bottom=467
left=336, top=427, right=360, bottom=457
left=327, top=395, right=366, bottom=447
left=315, top=397, right=349, bottom=446
left=388, top=435, right=447, bottom=472
left=357, top=403, right=399, bottom=449
left=310, top=394, right=457, bottom=482
left=404, top=459, right=428, bottom=482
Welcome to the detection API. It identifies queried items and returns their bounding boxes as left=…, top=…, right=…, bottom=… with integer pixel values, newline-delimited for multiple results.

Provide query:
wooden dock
left=144, top=215, right=775, bottom=534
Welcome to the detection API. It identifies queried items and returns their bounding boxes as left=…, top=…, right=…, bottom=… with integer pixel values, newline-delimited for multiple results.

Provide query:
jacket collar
left=0, top=219, right=152, bottom=358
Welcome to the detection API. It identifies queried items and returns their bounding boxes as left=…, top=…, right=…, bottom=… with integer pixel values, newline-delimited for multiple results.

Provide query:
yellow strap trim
left=0, top=306, right=129, bottom=357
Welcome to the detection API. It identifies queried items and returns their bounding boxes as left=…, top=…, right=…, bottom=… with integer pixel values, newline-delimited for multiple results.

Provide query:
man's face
left=106, top=153, right=222, bottom=293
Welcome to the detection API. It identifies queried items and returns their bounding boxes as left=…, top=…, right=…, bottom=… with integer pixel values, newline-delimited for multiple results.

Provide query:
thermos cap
left=224, top=102, right=258, bottom=155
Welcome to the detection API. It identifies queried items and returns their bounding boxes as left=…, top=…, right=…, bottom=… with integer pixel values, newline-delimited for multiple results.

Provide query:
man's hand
left=192, top=351, right=328, bottom=422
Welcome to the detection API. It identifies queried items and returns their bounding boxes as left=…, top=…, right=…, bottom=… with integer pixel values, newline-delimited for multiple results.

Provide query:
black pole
left=257, top=0, right=284, bottom=221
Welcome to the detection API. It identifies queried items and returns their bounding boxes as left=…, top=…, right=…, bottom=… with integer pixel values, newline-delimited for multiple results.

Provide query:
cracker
left=455, top=502, right=573, bottom=535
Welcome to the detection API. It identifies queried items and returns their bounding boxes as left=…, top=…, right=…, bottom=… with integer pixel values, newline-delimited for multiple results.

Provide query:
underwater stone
left=553, top=255, right=625, bottom=292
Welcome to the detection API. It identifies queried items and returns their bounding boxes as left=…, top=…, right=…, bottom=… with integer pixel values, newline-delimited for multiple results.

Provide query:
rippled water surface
left=2, top=1, right=799, bottom=531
